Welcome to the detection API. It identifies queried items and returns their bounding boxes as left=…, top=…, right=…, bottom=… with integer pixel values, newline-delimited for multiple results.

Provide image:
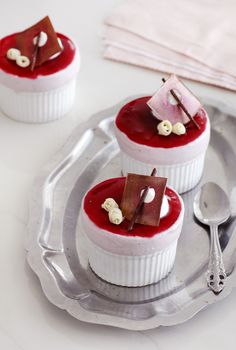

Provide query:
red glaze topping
left=0, top=33, right=75, bottom=78
left=83, top=177, right=182, bottom=238
left=116, top=97, right=207, bottom=148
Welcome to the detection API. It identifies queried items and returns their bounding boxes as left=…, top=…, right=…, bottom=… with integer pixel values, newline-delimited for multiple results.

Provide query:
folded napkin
left=104, top=0, right=236, bottom=91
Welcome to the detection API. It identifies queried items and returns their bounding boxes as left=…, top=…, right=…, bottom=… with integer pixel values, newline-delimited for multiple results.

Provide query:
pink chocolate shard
left=147, top=75, right=202, bottom=124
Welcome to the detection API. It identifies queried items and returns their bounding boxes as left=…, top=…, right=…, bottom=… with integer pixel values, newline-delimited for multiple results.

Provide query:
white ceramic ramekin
left=81, top=191, right=184, bottom=287
left=115, top=112, right=210, bottom=194
left=0, top=44, right=80, bottom=123
left=120, top=152, right=206, bottom=194
left=0, top=78, right=77, bottom=123
left=84, top=235, right=178, bottom=287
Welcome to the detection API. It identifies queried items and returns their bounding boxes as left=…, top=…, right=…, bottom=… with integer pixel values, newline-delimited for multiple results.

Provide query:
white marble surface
left=1, top=0, right=236, bottom=349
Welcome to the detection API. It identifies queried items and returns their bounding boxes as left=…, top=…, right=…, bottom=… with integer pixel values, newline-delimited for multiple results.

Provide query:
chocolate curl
left=162, top=78, right=200, bottom=130
left=31, top=32, right=41, bottom=71
left=128, top=168, right=157, bottom=232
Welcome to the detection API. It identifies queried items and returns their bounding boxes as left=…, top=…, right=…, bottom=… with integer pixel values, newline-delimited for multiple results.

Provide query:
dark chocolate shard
left=15, top=16, right=62, bottom=67
left=120, top=173, right=167, bottom=227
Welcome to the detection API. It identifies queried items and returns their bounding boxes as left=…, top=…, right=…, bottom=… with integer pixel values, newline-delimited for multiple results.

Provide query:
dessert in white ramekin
left=115, top=96, right=210, bottom=194
left=81, top=177, right=184, bottom=287
left=0, top=32, right=80, bottom=123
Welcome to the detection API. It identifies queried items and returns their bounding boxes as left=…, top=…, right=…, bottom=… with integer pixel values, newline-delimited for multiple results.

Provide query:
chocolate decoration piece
left=15, top=16, right=62, bottom=67
left=162, top=78, right=200, bottom=129
left=121, top=170, right=167, bottom=229
left=127, top=168, right=157, bottom=231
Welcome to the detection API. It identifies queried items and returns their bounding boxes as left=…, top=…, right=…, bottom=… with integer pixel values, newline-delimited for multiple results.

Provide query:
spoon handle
left=206, top=224, right=227, bottom=294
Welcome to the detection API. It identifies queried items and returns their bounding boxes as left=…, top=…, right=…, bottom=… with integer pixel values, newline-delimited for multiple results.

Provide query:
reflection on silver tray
left=26, top=97, right=236, bottom=330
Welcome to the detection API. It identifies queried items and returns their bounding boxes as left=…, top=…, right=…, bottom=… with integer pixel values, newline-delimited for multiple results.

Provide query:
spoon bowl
left=193, top=182, right=230, bottom=226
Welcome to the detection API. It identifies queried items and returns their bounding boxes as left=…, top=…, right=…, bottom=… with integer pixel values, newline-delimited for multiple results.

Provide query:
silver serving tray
left=26, top=97, right=236, bottom=330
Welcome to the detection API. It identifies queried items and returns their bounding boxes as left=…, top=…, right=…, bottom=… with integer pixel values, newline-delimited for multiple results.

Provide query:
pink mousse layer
left=115, top=97, right=210, bottom=165
left=81, top=177, right=184, bottom=256
left=0, top=33, right=80, bottom=92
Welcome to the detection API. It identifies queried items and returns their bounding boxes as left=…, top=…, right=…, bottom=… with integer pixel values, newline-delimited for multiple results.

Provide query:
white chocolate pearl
left=16, top=55, right=30, bottom=68
left=101, top=198, right=118, bottom=212
left=172, top=122, right=186, bottom=135
left=157, top=120, right=172, bottom=136
left=33, top=31, right=48, bottom=47
left=108, top=208, right=123, bottom=225
left=168, top=89, right=181, bottom=105
left=140, top=187, right=155, bottom=203
left=7, top=48, right=21, bottom=60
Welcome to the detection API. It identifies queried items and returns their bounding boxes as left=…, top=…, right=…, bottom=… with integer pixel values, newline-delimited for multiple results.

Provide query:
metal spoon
left=193, top=182, right=230, bottom=294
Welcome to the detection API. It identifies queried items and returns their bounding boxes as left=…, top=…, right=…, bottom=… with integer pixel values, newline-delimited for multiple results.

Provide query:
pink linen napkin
left=104, top=0, right=236, bottom=91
